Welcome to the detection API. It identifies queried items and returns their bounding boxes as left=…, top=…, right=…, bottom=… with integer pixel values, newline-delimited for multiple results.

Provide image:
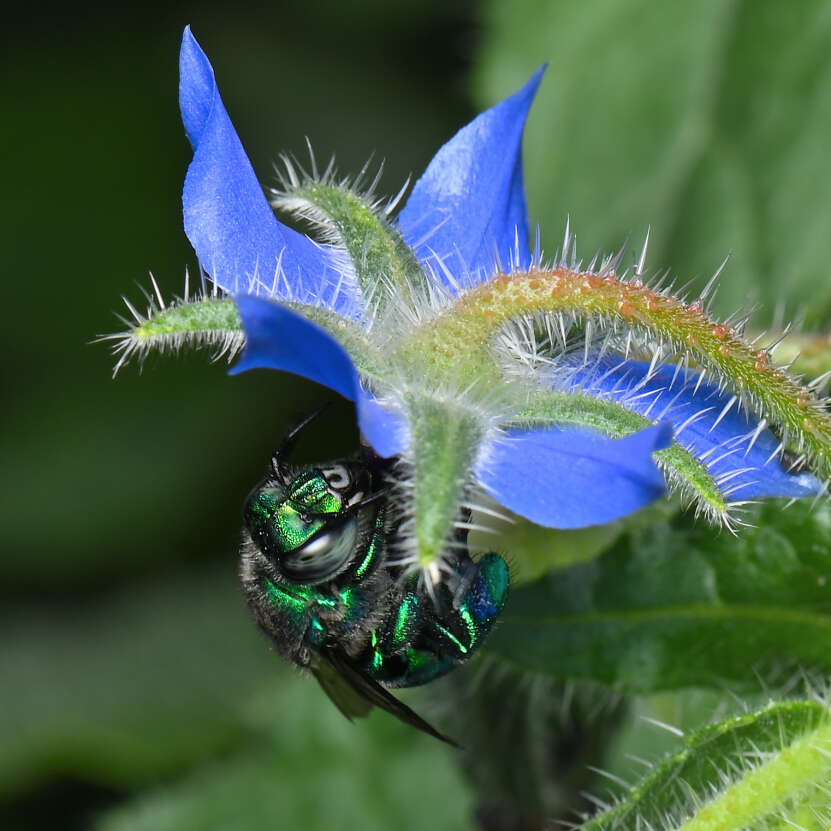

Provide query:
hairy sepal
left=398, top=264, right=831, bottom=487
left=395, top=395, right=485, bottom=571
left=582, top=699, right=831, bottom=831
left=271, top=159, right=426, bottom=316
left=105, top=282, right=380, bottom=380
left=103, top=291, right=244, bottom=375
left=766, top=332, right=831, bottom=383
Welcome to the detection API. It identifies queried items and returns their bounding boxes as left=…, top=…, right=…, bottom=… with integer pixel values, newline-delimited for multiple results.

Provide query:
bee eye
left=279, top=517, right=358, bottom=584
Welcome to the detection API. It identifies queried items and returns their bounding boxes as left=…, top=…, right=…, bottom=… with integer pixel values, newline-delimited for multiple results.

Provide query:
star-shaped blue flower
left=177, top=27, right=817, bottom=558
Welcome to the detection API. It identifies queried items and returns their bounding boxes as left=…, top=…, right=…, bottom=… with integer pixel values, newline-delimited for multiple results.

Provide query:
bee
left=239, top=410, right=509, bottom=744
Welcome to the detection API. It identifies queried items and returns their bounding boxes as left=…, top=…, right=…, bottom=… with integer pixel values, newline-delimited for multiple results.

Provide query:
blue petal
left=230, top=295, right=407, bottom=457
left=179, top=28, right=358, bottom=314
left=397, top=67, right=545, bottom=289
left=356, top=393, right=410, bottom=459
left=231, top=295, right=356, bottom=398
left=475, top=423, right=672, bottom=528
left=561, top=356, right=820, bottom=500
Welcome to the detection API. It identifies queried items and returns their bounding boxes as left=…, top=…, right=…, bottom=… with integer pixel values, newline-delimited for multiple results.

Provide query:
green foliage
left=472, top=4, right=831, bottom=822
left=485, top=500, right=831, bottom=692
left=476, top=0, right=831, bottom=326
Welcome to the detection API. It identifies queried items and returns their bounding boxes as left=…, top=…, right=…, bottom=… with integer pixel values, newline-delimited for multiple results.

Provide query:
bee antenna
left=347, top=489, right=388, bottom=514
left=270, top=403, right=332, bottom=484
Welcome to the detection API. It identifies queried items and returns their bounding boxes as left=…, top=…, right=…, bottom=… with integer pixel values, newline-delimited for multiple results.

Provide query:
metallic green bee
left=239, top=411, right=510, bottom=744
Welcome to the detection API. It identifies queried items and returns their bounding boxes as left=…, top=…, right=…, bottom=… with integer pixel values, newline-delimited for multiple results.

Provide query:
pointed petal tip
left=490, top=64, right=546, bottom=127
left=398, top=64, right=545, bottom=286
left=178, top=36, right=357, bottom=310
left=178, top=25, right=215, bottom=149
left=517, top=63, right=547, bottom=101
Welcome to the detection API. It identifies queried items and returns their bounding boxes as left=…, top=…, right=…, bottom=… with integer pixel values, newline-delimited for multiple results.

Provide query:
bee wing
left=316, top=647, right=458, bottom=747
left=311, top=657, right=373, bottom=720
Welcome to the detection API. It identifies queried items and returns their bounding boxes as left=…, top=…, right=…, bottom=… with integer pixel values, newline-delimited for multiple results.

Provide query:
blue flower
left=177, top=27, right=817, bottom=545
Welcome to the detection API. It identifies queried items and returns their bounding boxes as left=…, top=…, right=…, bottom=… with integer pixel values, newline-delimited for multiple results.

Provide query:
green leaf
left=582, top=699, right=831, bottom=831
left=476, top=0, right=831, bottom=326
left=483, top=501, right=831, bottom=692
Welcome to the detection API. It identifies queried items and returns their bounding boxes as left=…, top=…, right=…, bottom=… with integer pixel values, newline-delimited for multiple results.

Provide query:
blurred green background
left=3, top=1, right=831, bottom=828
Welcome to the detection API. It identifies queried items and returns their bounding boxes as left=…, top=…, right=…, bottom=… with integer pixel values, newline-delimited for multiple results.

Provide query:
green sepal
left=105, top=292, right=381, bottom=381
left=404, top=396, right=483, bottom=568
left=582, top=699, right=831, bottom=831
left=398, top=267, right=831, bottom=483
left=282, top=301, right=383, bottom=382
left=104, top=295, right=244, bottom=375
left=128, top=295, right=240, bottom=339
left=272, top=175, right=426, bottom=312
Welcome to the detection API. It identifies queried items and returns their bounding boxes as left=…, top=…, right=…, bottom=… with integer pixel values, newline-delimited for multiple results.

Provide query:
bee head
left=244, top=462, right=368, bottom=584
left=244, top=408, right=383, bottom=584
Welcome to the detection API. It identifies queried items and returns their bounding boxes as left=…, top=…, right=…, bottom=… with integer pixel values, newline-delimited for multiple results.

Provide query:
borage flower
left=115, top=27, right=828, bottom=580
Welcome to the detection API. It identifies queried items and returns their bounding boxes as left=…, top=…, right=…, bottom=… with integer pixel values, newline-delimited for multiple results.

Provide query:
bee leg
left=368, top=553, right=510, bottom=689
left=421, top=552, right=510, bottom=662
left=461, top=552, right=510, bottom=627
left=376, top=591, right=422, bottom=655
left=353, top=587, right=457, bottom=688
